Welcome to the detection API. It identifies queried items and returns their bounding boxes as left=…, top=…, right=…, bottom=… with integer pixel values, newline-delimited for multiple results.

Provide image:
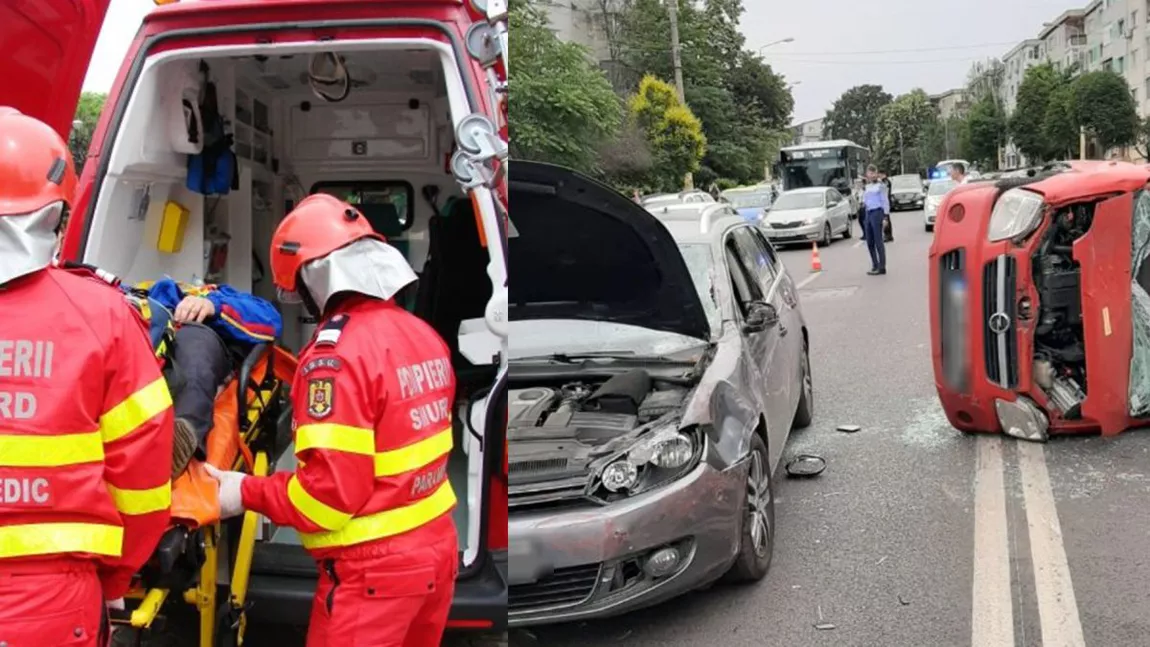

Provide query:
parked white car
left=763, top=187, right=853, bottom=247
left=924, top=178, right=957, bottom=231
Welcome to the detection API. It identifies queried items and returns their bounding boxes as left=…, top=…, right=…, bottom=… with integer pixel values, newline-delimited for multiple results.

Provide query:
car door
left=749, top=227, right=804, bottom=411
left=727, top=227, right=791, bottom=459
left=1, top=0, right=113, bottom=138
left=826, top=189, right=847, bottom=233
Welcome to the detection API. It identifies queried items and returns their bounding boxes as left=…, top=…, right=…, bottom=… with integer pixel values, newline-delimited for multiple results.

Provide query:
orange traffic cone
left=810, top=242, right=822, bottom=272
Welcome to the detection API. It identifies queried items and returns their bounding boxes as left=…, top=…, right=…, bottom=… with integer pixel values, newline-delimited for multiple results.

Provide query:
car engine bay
left=507, top=368, right=693, bottom=508
left=1031, top=203, right=1093, bottom=419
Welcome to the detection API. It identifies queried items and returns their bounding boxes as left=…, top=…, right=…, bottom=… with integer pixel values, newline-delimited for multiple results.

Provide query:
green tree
left=615, top=0, right=792, bottom=186
left=964, top=96, right=1006, bottom=168
left=872, top=89, right=937, bottom=173
left=915, top=115, right=948, bottom=168
left=69, top=91, right=106, bottom=171
left=508, top=0, right=622, bottom=172
left=628, top=75, right=707, bottom=191
left=1134, top=116, right=1150, bottom=161
left=823, top=84, right=892, bottom=151
left=1042, top=84, right=1079, bottom=160
left=1071, top=70, right=1139, bottom=151
left=1010, top=62, right=1067, bottom=162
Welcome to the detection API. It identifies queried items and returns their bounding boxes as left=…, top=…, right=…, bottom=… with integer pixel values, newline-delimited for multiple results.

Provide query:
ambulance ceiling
left=233, top=49, right=442, bottom=95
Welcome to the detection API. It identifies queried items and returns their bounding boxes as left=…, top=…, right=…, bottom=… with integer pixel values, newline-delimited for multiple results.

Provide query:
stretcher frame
left=112, top=343, right=291, bottom=647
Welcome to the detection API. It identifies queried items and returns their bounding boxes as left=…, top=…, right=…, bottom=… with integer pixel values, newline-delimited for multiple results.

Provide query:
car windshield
left=676, top=243, right=721, bottom=332
left=928, top=179, right=957, bottom=195
left=772, top=192, right=824, bottom=210
left=724, top=192, right=772, bottom=209
left=891, top=176, right=921, bottom=192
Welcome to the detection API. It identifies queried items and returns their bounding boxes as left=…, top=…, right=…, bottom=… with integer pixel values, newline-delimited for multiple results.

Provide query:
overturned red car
left=929, top=160, right=1150, bottom=440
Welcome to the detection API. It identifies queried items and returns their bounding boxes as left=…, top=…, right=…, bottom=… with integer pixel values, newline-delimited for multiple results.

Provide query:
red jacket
left=0, top=267, right=174, bottom=598
left=242, top=296, right=457, bottom=559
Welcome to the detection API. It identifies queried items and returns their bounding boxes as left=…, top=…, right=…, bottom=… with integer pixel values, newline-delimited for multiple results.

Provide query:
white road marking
left=853, top=239, right=865, bottom=249
left=1018, top=441, right=1086, bottom=647
left=972, top=436, right=1015, bottom=647
left=794, top=271, right=823, bottom=290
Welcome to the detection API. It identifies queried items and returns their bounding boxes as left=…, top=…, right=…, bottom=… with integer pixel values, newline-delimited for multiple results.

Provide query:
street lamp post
left=758, top=37, right=795, bottom=54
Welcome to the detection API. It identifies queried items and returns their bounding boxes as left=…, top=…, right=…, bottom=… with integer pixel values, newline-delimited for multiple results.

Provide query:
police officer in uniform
left=0, top=108, right=174, bottom=645
left=207, top=194, right=459, bottom=646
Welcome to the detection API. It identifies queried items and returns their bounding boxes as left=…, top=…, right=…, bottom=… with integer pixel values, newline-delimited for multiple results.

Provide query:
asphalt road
left=511, top=209, right=1150, bottom=647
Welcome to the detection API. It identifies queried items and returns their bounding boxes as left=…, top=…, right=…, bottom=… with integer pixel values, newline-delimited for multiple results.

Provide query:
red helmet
left=270, top=193, right=383, bottom=292
left=0, top=108, right=78, bottom=217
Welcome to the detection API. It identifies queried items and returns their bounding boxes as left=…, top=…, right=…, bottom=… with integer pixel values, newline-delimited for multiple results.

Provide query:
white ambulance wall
left=84, top=181, right=206, bottom=285
left=274, top=89, right=462, bottom=351
left=85, top=57, right=232, bottom=284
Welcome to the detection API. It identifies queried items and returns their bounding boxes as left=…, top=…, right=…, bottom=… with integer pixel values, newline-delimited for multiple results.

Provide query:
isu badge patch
left=307, top=378, right=335, bottom=419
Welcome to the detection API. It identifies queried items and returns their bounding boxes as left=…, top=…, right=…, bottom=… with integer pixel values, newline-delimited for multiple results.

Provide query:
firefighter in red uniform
left=206, top=193, right=459, bottom=646
left=0, top=108, right=175, bottom=645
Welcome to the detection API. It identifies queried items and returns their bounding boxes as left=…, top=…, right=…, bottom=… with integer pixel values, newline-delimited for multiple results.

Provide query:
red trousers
left=0, top=561, right=106, bottom=647
left=306, top=532, right=458, bottom=647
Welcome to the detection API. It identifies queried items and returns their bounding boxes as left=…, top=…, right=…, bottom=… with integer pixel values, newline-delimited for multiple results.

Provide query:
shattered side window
left=1130, top=190, right=1150, bottom=416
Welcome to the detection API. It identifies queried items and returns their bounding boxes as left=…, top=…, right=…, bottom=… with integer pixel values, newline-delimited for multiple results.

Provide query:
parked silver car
left=763, top=186, right=853, bottom=247
left=924, top=178, right=957, bottom=231
left=508, top=162, right=812, bottom=626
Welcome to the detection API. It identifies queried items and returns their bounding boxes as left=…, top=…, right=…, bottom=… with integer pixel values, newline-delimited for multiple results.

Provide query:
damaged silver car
left=507, top=162, right=812, bottom=626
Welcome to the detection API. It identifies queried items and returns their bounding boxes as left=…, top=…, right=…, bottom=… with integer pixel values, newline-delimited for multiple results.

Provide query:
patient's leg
left=171, top=324, right=233, bottom=475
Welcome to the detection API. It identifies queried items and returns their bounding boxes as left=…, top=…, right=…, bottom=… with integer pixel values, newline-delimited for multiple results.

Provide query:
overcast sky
left=743, top=0, right=1083, bottom=124
left=85, top=0, right=1080, bottom=124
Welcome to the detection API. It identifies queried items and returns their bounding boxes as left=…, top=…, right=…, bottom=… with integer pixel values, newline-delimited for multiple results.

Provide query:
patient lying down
left=123, top=278, right=284, bottom=479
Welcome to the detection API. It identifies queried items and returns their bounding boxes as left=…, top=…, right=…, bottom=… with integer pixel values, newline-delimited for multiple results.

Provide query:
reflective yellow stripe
left=0, top=522, right=122, bottom=558
left=0, top=431, right=104, bottom=467
left=107, top=482, right=171, bottom=515
left=300, top=481, right=457, bottom=550
left=100, top=378, right=173, bottom=444
left=287, top=476, right=353, bottom=531
left=295, top=424, right=375, bottom=456
left=374, top=427, right=453, bottom=477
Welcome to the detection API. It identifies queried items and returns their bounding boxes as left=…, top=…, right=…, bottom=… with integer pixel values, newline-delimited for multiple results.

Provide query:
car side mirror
left=743, top=301, right=779, bottom=333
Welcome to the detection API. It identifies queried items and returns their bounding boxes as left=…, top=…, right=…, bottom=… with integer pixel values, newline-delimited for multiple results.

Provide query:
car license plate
left=509, top=539, right=551, bottom=586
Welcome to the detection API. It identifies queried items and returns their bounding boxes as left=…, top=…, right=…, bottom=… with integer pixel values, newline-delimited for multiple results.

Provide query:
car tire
left=821, top=222, right=832, bottom=247
left=792, top=342, right=813, bottom=429
left=724, top=433, right=774, bottom=583
left=925, top=224, right=934, bottom=232
left=842, top=220, right=852, bottom=239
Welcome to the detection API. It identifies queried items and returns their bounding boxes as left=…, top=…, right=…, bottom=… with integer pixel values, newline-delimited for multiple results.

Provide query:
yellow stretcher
left=111, top=343, right=298, bottom=647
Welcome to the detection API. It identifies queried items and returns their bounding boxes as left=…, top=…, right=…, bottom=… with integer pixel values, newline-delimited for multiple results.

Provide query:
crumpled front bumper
left=508, top=459, right=747, bottom=627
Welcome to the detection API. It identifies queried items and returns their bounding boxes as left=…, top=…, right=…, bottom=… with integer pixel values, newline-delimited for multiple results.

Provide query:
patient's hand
left=174, top=296, right=216, bottom=323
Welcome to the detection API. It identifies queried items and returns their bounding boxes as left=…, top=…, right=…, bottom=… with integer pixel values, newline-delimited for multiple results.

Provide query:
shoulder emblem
left=307, top=377, right=336, bottom=419
left=314, top=313, right=351, bottom=347
left=302, top=356, right=343, bottom=375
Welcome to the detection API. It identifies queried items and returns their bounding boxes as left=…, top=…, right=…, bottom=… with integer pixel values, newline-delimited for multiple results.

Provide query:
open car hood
left=509, top=161, right=711, bottom=341
left=1, top=0, right=113, bottom=139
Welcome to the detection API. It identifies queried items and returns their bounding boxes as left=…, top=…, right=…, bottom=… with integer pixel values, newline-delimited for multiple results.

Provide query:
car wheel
left=724, top=433, right=774, bottom=583
left=821, top=222, right=832, bottom=246
left=792, top=342, right=813, bottom=429
left=925, top=224, right=934, bottom=232
left=842, top=219, right=853, bottom=238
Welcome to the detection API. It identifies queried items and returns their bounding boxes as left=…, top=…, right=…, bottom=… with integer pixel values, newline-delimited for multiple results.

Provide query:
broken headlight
left=594, top=426, right=705, bottom=498
left=988, top=188, right=1044, bottom=243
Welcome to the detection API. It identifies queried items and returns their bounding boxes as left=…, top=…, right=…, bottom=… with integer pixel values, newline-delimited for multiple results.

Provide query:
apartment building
left=930, top=89, right=967, bottom=120
left=539, top=0, right=614, bottom=65
left=790, top=117, right=825, bottom=145
left=1039, top=9, right=1089, bottom=72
